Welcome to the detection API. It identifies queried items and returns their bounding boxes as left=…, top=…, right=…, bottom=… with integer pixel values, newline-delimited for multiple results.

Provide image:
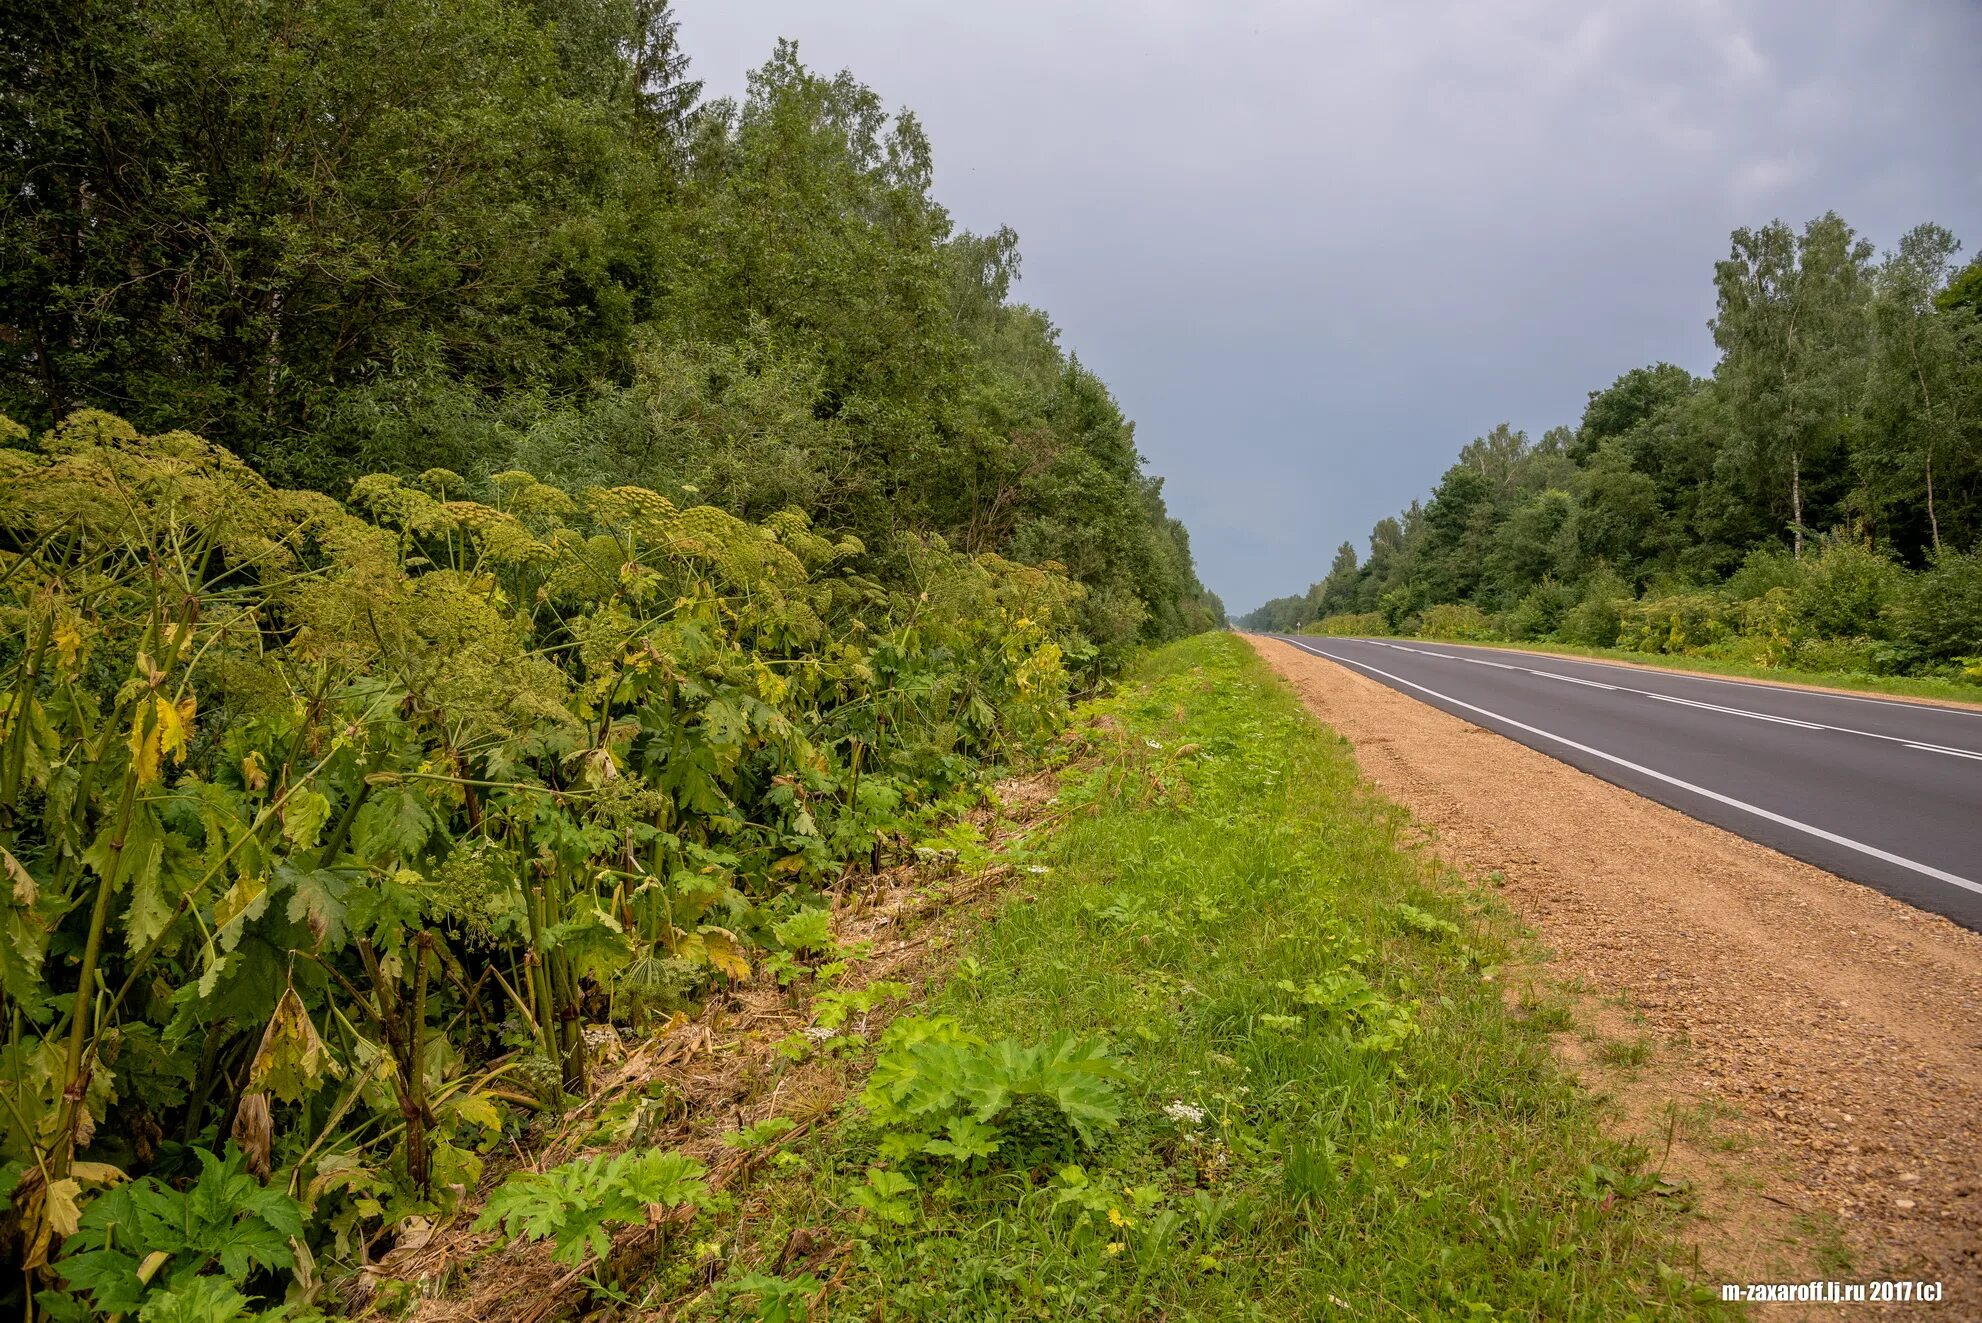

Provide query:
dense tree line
left=1243, top=213, right=1982, bottom=681
left=1, top=0, right=1218, bottom=658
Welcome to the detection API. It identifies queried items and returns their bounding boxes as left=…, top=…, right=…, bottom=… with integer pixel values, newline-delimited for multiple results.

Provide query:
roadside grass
left=1400, top=636, right=1982, bottom=708
left=690, top=633, right=1726, bottom=1320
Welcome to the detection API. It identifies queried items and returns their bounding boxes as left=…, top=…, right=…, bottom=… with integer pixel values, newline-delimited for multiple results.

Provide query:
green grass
left=1404, top=636, right=1982, bottom=706
left=690, top=633, right=1728, bottom=1319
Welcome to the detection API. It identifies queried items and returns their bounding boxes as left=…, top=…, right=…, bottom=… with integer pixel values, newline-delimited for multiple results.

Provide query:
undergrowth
left=659, top=632, right=1729, bottom=1319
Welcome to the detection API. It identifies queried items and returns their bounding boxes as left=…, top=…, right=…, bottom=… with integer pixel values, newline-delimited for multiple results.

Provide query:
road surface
left=1265, top=635, right=1982, bottom=932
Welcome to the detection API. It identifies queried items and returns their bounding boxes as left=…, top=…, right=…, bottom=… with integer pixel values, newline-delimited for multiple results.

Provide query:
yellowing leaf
left=214, top=872, right=268, bottom=935
left=126, top=693, right=193, bottom=786
left=69, top=1161, right=127, bottom=1186
left=136, top=1249, right=171, bottom=1284
left=698, top=926, right=751, bottom=981
left=241, top=749, right=269, bottom=792
left=449, top=1092, right=504, bottom=1135
left=43, top=1178, right=82, bottom=1237
left=52, top=620, right=83, bottom=669
left=3, top=846, right=34, bottom=904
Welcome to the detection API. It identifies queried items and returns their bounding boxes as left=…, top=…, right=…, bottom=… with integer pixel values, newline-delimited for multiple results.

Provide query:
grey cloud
left=679, top=0, right=1982, bottom=607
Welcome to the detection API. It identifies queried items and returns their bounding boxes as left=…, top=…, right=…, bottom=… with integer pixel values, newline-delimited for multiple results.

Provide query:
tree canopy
left=1, top=2, right=1216, bottom=658
left=1242, top=211, right=1982, bottom=677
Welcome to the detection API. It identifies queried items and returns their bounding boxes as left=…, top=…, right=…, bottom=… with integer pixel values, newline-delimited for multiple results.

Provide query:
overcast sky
left=678, top=1, right=1982, bottom=612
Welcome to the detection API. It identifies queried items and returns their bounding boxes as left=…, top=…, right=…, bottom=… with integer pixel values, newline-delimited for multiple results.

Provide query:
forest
left=2, top=0, right=1219, bottom=657
left=0, top=2, right=1219, bottom=1316
left=1241, top=213, right=1982, bottom=684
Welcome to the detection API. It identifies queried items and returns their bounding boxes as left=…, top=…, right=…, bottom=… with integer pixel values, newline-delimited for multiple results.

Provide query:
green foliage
left=1414, top=603, right=1500, bottom=642
left=473, top=1149, right=710, bottom=1266
left=0, top=410, right=1092, bottom=1299
left=858, top=1016, right=1126, bottom=1165
left=1900, top=549, right=1982, bottom=662
left=41, top=1147, right=303, bottom=1321
left=0, top=10, right=1212, bottom=660
left=1557, top=568, right=1632, bottom=647
left=1301, top=612, right=1386, bottom=637
left=718, top=1270, right=823, bottom=1323
left=722, top=635, right=1721, bottom=1317
left=1242, top=210, right=1982, bottom=686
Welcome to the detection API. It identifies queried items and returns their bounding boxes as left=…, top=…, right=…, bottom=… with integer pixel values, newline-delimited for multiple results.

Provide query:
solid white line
left=1281, top=637, right=1982, bottom=900
left=1546, top=673, right=1617, bottom=690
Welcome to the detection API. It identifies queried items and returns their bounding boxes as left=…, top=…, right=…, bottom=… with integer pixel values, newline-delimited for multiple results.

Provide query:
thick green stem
left=52, top=743, right=144, bottom=1175
left=406, top=932, right=432, bottom=1193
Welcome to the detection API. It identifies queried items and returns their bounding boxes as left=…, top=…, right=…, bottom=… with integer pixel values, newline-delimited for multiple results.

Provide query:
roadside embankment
left=1250, top=632, right=1982, bottom=1299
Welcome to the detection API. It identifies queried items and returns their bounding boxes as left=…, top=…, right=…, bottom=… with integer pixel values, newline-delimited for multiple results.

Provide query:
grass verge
left=1385, top=636, right=1982, bottom=707
left=684, top=633, right=1726, bottom=1320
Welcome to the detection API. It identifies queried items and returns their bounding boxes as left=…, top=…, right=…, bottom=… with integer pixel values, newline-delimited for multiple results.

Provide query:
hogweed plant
left=0, top=412, right=1086, bottom=1311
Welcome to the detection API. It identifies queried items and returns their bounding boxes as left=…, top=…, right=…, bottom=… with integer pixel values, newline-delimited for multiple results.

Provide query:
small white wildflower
left=1026, top=865, right=1051, bottom=875
left=804, top=1027, right=837, bottom=1042
left=1144, top=738, right=1163, bottom=750
left=1163, top=1100, right=1206, bottom=1127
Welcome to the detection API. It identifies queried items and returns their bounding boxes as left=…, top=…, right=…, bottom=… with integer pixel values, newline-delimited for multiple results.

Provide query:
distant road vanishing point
left=1267, top=635, right=1982, bottom=933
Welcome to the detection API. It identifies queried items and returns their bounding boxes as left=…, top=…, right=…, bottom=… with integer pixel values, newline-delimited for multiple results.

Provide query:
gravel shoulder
left=1249, top=634, right=1982, bottom=1298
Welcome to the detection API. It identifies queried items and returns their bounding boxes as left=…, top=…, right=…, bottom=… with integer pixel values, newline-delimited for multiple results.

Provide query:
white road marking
left=1280, top=637, right=1982, bottom=901
left=1331, top=638, right=1982, bottom=756
left=1909, top=743, right=1982, bottom=762
left=1643, top=692, right=1822, bottom=729
left=1424, top=639, right=1982, bottom=720
left=1544, top=673, right=1617, bottom=690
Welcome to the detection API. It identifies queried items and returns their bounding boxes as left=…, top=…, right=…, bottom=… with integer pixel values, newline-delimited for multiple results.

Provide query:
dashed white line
left=1328, top=637, right=1979, bottom=756
left=1644, top=692, right=1823, bottom=729
left=1280, top=637, right=1982, bottom=900
left=1910, top=743, right=1982, bottom=762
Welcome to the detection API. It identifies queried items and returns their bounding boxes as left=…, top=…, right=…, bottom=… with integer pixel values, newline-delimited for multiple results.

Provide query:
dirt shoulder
left=1249, top=634, right=1982, bottom=1298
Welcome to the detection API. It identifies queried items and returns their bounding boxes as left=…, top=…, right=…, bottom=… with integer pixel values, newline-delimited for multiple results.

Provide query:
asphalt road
left=1265, top=635, right=1982, bottom=932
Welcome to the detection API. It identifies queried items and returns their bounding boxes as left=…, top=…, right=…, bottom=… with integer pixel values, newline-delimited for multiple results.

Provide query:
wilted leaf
left=284, top=867, right=349, bottom=949
left=247, top=986, right=342, bottom=1103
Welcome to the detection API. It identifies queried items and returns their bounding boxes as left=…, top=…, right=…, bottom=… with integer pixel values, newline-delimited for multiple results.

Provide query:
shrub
left=1725, top=546, right=1805, bottom=601
left=1790, top=536, right=1903, bottom=640
left=1305, top=612, right=1386, bottom=637
left=1736, top=586, right=1800, bottom=666
left=1504, top=578, right=1578, bottom=640
left=1558, top=568, right=1631, bottom=647
left=1620, top=592, right=1740, bottom=654
left=0, top=412, right=1091, bottom=1284
left=1415, top=602, right=1500, bottom=641
left=1787, top=635, right=1884, bottom=677
left=1898, top=548, right=1982, bottom=663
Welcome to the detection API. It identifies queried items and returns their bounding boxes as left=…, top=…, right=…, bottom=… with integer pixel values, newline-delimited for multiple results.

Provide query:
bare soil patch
left=1250, top=634, right=1982, bottom=1301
